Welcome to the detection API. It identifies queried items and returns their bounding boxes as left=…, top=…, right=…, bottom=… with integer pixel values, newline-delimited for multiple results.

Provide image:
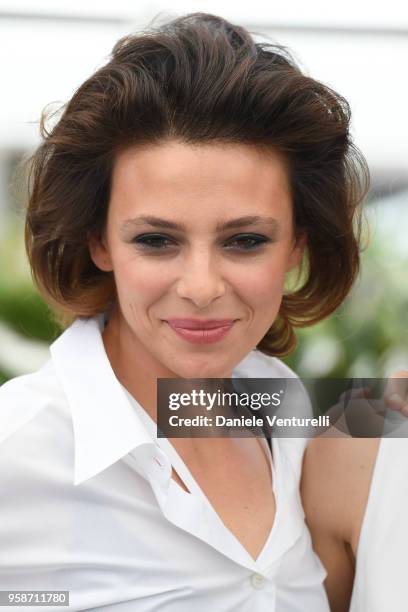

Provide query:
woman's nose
left=175, top=251, right=226, bottom=308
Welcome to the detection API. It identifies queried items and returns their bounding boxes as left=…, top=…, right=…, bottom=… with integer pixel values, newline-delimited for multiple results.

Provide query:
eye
left=132, top=233, right=176, bottom=250
left=224, top=234, right=272, bottom=251
left=131, top=232, right=272, bottom=253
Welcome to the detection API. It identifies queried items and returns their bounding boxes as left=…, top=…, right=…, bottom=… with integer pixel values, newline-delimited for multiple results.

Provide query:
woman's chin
left=171, top=359, right=233, bottom=380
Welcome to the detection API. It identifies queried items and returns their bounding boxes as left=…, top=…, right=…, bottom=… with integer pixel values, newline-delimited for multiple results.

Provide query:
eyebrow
left=121, top=215, right=280, bottom=234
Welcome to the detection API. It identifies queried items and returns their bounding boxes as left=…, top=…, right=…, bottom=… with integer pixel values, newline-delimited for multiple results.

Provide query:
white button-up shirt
left=0, top=313, right=329, bottom=611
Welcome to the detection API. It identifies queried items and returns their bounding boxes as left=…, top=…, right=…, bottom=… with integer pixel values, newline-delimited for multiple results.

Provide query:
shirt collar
left=49, top=312, right=153, bottom=486
left=49, top=312, right=280, bottom=487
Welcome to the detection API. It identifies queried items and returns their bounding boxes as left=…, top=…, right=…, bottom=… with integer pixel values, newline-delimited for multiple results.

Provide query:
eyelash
left=131, top=233, right=272, bottom=252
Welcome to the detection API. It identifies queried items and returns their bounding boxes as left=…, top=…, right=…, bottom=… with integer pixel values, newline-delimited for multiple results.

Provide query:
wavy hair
left=24, top=12, right=369, bottom=356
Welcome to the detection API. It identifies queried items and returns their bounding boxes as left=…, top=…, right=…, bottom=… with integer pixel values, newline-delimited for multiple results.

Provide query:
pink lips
left=166, top=318, right=237, bottom=344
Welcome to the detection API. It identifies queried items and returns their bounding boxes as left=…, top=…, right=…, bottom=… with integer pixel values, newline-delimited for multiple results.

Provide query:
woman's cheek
left=114, top=256, right=165, bottom=299
left=236, top=262, right=286, bottom=305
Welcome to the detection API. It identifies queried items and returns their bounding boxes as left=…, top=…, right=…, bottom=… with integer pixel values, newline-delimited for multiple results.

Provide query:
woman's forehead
left=112, top=141, right=288, bottom=180
left=109, top=141, right=292, bottom=217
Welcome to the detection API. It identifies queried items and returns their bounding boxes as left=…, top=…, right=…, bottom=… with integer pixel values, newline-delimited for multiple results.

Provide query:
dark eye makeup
left=132, top=234, right=176, bottom=250
left=226, top=234, right=272, bottom=250
left=130, top=233, right=273, bottom=252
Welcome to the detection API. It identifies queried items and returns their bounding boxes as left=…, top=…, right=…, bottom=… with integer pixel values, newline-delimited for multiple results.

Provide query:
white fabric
left=0, top=312, right=329, bottom=611
left=349, top=436, right=408, bottom=612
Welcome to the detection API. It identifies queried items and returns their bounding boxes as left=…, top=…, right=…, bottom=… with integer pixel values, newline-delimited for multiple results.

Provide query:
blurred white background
left=0, top=0, right=407, bottom=379
left=1, top=1, right=407, bottom=189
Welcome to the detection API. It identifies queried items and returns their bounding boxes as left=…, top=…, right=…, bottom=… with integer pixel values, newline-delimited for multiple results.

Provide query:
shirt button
left=250, top=573, right=266, bottom=589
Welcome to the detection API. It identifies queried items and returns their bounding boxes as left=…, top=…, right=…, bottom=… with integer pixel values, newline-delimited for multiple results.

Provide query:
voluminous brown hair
left=24, top=12, right=369, bottom=357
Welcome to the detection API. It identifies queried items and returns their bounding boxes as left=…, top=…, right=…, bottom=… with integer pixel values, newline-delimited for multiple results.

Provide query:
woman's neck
left=102, top=312, right=233, bottom=427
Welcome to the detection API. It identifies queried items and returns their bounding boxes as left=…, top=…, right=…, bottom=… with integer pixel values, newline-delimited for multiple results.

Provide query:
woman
left=0, top=11, right=405, bottom=612
left=301, top=380, right=408, bottom=612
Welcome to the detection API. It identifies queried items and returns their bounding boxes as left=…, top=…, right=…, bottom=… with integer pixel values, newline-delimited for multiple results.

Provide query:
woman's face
left=89, top=141, right=306, bottom=378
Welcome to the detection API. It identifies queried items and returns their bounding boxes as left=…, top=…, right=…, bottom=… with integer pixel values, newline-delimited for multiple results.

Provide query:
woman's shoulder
left=0, top=358, right=71, bottom=462
left=302, top=435, right=381, bottom=496
left=0, top=357, right=58, bottom=399
left=301, top=436, right=380, bottom=547
left=0, top=361, right=75, bottom=550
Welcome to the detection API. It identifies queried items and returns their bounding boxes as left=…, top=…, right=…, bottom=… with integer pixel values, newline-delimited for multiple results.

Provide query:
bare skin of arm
left=301, top=436, right=380, bottom=612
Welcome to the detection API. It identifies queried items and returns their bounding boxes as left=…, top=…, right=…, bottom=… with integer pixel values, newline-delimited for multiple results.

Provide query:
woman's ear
left=87, top=229, right=113, bottom=272
left=286, top=230, right=308, bottom=272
